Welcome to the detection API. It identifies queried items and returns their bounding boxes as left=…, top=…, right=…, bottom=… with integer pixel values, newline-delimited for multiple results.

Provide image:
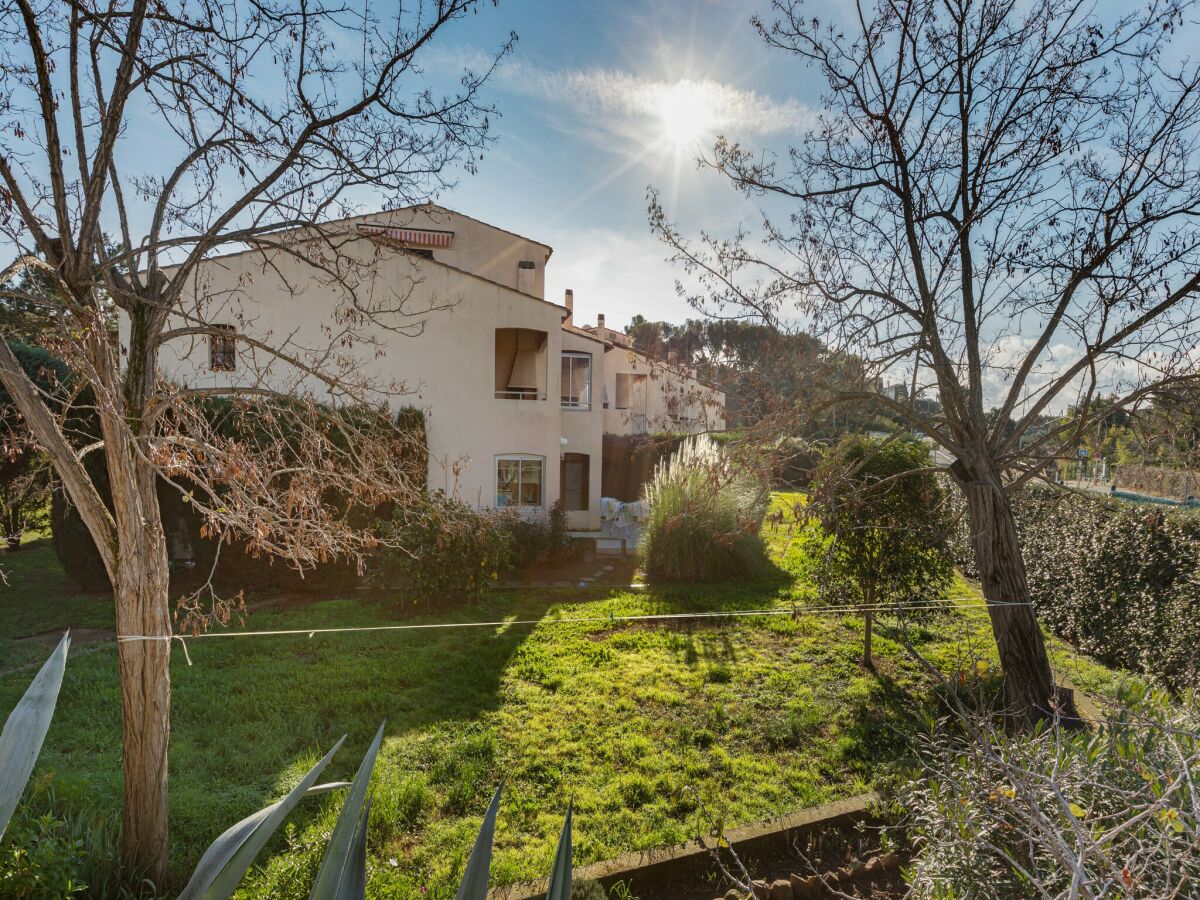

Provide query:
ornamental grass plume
left=640, top=435, right=770, bottom=581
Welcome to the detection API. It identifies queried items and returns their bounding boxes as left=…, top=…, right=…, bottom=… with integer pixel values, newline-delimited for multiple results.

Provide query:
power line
left=116, top=596, right=1030, bottom=666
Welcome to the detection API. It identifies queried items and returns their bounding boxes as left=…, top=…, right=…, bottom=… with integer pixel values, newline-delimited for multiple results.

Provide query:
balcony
left=495, top=327, right=548, bottom=401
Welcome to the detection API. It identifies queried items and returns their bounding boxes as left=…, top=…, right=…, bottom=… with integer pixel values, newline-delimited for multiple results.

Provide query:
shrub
left=903, top=686, right=1200, bottom=898
left=0, top=342, right=80, bottom=551
left=808, top=435, right=953, bottom=667
left=773, top=436, right=821, bottom=489
left=640, top=435, right=769, bottom=581
left=373, top=492, right=515, bottom=609
left=948, top=486, right=1200, bottom=689
left=499, top=500, right=582, bottom=570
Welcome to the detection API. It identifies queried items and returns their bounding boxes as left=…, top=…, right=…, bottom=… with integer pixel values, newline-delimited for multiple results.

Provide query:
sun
left=654, top=80, right=718, bottom=151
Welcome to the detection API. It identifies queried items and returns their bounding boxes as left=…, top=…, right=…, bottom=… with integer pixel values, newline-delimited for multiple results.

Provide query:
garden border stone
left=491, top=792, right=879, bottom=899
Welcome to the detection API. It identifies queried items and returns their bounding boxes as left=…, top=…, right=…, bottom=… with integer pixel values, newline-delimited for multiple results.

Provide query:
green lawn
left=0, top=496, right=1130, bottom=898
left=0, top=538, right=114, bottom=671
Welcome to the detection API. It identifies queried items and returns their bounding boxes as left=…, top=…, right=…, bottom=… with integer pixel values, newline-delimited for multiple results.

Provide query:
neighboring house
left=150, top=204, right=725, bottom=531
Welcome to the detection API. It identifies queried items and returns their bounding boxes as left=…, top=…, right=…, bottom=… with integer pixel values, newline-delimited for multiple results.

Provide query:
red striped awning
left=358, top=223, right=454, bottom=248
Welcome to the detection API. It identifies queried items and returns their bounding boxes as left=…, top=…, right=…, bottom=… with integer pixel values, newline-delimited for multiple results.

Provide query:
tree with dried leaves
left=0, top=0, right=510, bottom=882
left=651, top=0, right=1200, bottom=725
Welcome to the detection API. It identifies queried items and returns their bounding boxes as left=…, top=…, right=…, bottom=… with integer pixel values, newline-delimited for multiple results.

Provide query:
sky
left=414, top=0, right=823, bottom=335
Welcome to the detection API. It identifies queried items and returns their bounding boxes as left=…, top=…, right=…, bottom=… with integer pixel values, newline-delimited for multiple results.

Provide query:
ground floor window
left=496, top=455, right=544, bottom=508
left=561, top=452, right=589, bottom=511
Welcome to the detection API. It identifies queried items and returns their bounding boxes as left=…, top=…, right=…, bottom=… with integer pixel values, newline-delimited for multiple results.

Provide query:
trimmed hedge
left=51, top=404, right=428, bottom=594
left=950, top=486, right=1200, bottom=689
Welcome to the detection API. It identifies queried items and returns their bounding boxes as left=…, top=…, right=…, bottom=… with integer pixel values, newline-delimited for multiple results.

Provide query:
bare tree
left=650, top=0, right=1200, bottom=724
left=0, top=0, right=510, bottom=881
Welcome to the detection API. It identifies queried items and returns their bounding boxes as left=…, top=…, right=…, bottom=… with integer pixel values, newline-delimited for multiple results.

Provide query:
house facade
left=152, top=205, right=725, bottom=531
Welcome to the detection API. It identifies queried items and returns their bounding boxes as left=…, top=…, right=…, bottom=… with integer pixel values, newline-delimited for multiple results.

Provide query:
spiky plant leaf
left=0, top=631, right=69, bottom=839
left=333, top=797, right=370, bottom=900
left=545, top=802, right=573, bottom=900
left=178, top=738, right=347, bottom=900
left=454, top=783, right=503, bottom=900
left=309, top=720, right=386, bottom=899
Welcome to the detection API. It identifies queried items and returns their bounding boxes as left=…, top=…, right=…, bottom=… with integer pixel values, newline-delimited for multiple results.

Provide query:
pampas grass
left=640, top=435, right=770, bottom=582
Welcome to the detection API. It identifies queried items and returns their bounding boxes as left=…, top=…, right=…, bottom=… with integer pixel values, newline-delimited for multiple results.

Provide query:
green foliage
left=0, top=341, right=74, bottom=550
left=0, top=494, right=1129, bottom=898
left=950, top=487, right=1200, bottom=689
left=640, top=435, right=770, bottom=582
left=454, top=784, right=502, bottom=900
left=309, top=723, right=384, bottom=899
left=807, top=437, right=953, bottom=664
left=374, top=493, right=515, bottom=609
left=623, top=316, right=905, bottom=434
left=0, top=805, right=88, bottom=899
left=501, top=500, right=581, bottom=569
left=178, top=741, right=349, bottom=900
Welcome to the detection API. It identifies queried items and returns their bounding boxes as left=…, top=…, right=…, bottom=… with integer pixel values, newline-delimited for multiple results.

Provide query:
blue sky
left=418, top=0, right=823, bottom=333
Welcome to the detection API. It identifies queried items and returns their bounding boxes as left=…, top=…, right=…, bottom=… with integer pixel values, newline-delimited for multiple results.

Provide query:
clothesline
left=115, top=596, right=1031, bottom=666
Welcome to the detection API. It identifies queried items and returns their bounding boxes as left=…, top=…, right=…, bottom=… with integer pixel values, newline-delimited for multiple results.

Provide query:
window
left=561, top=453, right=589, bottom=511
left=209, top=324, right=237, bottom=372
left=560, top=352, right=591, bottom=409
left=614, top=372, right=646, bottom=410
left=496, top=455, right=544, bottom=508
left=495, top=328, right=548, bottom=399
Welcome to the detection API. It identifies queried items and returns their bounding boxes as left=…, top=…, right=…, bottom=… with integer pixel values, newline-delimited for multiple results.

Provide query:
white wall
left=601, top=346, right=726, bottom=436
left=151, top=218, right=574, bottom=519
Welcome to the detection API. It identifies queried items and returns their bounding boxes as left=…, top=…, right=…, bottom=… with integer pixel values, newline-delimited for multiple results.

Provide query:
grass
left=0, top=537, right=113, bottom=671
left=0, top=494, right=1131, bottom=898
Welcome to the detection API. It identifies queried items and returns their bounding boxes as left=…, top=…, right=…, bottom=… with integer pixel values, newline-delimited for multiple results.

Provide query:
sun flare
left=654, top=80, right=718, bottom=151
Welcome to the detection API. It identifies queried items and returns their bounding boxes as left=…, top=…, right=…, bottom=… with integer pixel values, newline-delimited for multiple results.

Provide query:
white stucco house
left=152, top=204, right=725, bottom=532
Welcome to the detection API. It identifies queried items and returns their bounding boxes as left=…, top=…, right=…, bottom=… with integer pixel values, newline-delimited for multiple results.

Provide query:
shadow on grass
left=1, top=588, right=556, bottom=889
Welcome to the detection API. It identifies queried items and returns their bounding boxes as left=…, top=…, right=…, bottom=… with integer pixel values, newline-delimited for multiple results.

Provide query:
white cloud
left=503, top=62, right=816, bottom=137
left=545, top=227, right=698, bottom=330
left=440, top=45, right=816, bottom=139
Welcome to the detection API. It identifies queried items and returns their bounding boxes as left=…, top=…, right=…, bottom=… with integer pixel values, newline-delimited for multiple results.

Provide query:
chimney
left=564, top=289, right=574, bottom=325
left=596, top=313, right=607, bottom=343
left=517, top=260, right=536, bottom=295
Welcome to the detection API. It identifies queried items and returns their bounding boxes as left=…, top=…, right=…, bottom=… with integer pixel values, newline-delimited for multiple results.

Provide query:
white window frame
left=560, top=351, right=592, bottom=410
left=495, top=454, right=545, bottom=509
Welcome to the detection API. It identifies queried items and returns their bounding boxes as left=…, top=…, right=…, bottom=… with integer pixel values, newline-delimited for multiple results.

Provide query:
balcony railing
left=560, top=398, right=591, bottom=411
left=495, top=390, right=547, bottom=401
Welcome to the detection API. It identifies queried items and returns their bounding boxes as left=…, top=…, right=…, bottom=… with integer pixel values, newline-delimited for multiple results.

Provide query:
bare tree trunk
left=863, top=607, right=874, bottom=669
left=108, top=423, right=172, bottom=882
left=953, top=459, right=1068, bottom=725
left=111, top=475, right=172, bottom=883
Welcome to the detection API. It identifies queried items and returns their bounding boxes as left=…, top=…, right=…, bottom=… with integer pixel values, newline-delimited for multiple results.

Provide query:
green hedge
left=51, top=404, right=427, bottom=595
left=950, top=486, right=1200, bottom=689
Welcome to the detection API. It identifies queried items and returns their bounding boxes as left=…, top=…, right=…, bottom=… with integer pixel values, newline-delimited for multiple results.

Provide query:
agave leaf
left=178, top=738, right=347, bottom=900
left=333, top=797, right=371, bottom=900
left=544, top=802, right=573, bottom=900
left=454, top=783, right=504, bottom=900
left=0, top=630, right=69, bottom=840
left=309, top=720, right=386, bottom=900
